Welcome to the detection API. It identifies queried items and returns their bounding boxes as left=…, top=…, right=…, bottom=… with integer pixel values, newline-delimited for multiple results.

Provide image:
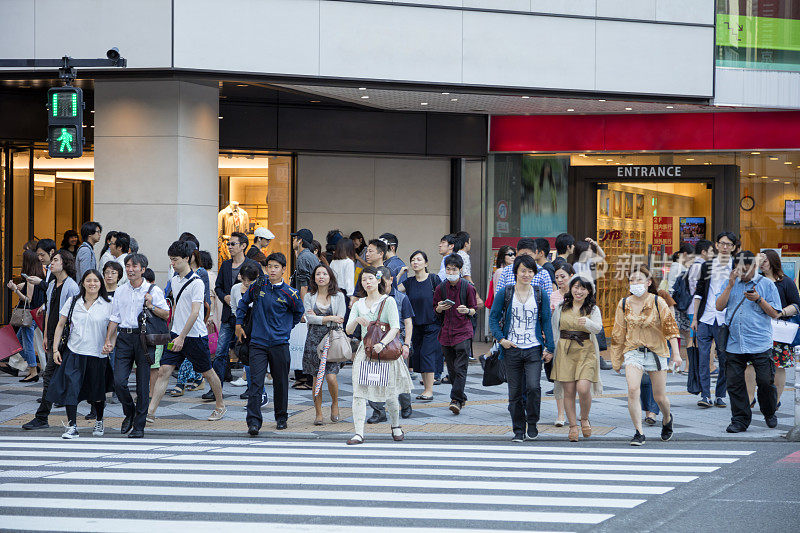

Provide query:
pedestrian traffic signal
left=47, top=87, right=83, bottom=158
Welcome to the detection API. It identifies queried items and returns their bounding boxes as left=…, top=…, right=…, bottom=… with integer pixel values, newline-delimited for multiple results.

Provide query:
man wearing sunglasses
left=204, top=231, right=261, bottom=401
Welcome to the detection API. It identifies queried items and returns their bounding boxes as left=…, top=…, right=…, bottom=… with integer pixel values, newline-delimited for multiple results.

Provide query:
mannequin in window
left=219, top=202, right=250, bottom=264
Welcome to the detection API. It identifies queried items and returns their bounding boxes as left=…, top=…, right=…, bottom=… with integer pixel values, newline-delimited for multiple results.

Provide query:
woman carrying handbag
left=46, top=269, right=114, bottom=439
left=345, top=266, right=412, bottom=444
left=303, top=264, right=347, bottom=425
left=6, top=250, right=47, bottom=382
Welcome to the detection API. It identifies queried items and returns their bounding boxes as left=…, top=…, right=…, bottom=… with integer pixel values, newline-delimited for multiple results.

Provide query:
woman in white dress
left=345, top=266, right=412, bottom=444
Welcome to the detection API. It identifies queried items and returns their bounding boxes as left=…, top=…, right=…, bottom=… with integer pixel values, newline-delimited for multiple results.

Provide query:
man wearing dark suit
left=203, top=231, right=260, bottom=401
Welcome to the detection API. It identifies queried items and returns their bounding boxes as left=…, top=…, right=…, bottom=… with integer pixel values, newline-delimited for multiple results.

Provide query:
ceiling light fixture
left=521, top=96, right=530, bottom=99
left=358, top=87, right=367, bottom=91
left=441, top=92, right=450, bottom=95
left=625, top=107, right=632, bottom=111
left=786, top=182, right=791, bottom=184
left=751, top=152, right=760, bottom=155
left=421, top=102, right=428, bottom=106
left=774, top=179, right=781, bottom=182
left=598, top=99, right=606, bottom=102
left=770, top=156, right=779, bottom=160
left=686, top=158, right=695, bottom=161
left=361, top=95, right=369, bottom=99
left=218, top=116, right=223, bottom=119
left=450, top=98, right=458, bottom=102
left=666, top=105, right=674, bottom=109
left=567, top=108, right=575, bottom=112
left=749, top=172, right=756, bottom=176
left=785, top=161, right=793, bottom=165
left=310, top=100, right=320, bottom=103
left=236, top=84, right=247, bottom=87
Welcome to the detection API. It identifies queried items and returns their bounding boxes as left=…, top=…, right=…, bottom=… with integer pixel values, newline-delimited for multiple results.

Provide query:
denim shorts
left=623, top=348, right=668, bottom=372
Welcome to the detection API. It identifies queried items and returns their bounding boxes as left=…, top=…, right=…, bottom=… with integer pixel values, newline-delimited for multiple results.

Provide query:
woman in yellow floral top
left=610, top=266, right=682, bottom=446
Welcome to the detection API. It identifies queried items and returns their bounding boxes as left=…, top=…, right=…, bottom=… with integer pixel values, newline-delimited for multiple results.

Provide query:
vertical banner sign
left=653, top=216, right=674, bottom=255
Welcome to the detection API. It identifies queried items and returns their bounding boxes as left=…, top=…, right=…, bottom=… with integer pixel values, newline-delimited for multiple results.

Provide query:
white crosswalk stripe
left=0, top=436, right=753, bottom=532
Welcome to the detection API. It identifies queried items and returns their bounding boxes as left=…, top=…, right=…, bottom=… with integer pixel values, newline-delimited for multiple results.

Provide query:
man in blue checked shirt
left=495, top=238, right=554, bottom=298
left=715, top=250, right=781, bottom=434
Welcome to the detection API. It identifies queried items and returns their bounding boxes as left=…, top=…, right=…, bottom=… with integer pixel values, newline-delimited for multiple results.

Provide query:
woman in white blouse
left=329, top=238, right=356, bottom=298
left=47, top=269, right=114, bottom=439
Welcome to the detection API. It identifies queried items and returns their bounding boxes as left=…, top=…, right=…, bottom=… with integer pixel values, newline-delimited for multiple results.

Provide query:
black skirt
left=46, top=348, right=114, bottom=405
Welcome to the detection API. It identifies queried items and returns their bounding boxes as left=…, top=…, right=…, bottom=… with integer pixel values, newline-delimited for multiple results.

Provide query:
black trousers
left=726, top=349, right=778, bottom=428
left=505, top=346, right=543, bottom=436
left=113, top=332, right=150, bottom=432
left=247, top=343, right=290, bottom=429
left=441, top=339, right=471, bottom=404
left=34, top=347, right=56, bottom=422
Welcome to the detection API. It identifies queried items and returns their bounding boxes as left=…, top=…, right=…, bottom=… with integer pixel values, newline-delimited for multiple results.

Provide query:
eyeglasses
left=227, top=242, right=241, bottom=247
left=505, top=252, right=516, bottom=257
left=717, top=241, right=734, bottom=247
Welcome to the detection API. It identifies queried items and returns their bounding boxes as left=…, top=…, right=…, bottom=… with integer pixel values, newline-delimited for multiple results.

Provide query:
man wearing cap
left=291, top=228, right=319, bottom=301
left=248, top=227, right=275, bottom=259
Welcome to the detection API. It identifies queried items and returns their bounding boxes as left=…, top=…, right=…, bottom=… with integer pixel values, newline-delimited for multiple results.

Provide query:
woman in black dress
left=399, top=251, right=443, bottom=401
left=47, top=269, right=114, bottom=439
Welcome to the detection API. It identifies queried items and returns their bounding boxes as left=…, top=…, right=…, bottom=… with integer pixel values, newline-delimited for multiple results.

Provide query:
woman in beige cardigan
left=550, top=275, right=604, bottom=442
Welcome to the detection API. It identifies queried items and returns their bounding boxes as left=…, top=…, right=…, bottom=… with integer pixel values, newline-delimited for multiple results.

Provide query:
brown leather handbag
left=363, top=297, right=403, bottom=361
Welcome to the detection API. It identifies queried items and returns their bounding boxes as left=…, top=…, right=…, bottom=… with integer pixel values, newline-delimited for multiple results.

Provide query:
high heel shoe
left=581, top=419, right=592, bottom=438
left=20, top=374, right=40, bottom=383
left=568, top=425, right=580, bottom=442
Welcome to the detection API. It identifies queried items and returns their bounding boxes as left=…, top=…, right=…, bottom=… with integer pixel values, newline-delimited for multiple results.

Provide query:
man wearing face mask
left=715, top=251, right=781, bottom=433
left=691, top=232, right=737, bottom=409
left=433, top=253, right=477, bottom=415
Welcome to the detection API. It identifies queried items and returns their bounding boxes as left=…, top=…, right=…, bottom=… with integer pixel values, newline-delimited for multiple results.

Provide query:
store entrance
left=568, top=164, right=740, bottom=330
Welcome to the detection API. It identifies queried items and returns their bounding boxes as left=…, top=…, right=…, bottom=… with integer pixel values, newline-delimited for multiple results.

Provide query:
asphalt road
left=0, top=433, right=797, bottom=532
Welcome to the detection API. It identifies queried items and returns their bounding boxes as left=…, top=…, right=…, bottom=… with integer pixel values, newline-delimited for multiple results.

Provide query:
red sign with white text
left=653, top=217, right=673, bottom=255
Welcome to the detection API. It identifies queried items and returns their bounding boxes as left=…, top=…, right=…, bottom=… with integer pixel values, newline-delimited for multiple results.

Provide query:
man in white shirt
left=437, top=234, right=456, bottom=279
left=104, top=253, right=169, bottom=438
left=691, top=232, right=736, bottom=408
left=148, top=241, right=226, bottom=423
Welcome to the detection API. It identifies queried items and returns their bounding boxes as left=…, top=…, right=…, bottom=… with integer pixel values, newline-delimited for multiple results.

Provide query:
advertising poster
left=491, top=155, right=522, bottom=237
left=520, top=156, right=568, bottom=238
left=679, top=217, right=706, bottom=247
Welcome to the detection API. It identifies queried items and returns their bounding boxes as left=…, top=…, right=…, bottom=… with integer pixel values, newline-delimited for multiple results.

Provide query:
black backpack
left=498, top=284, right=542, bottom=331
left=234, top=277, right=265, bottom=365
left=671, top=271, right=693, bottom=313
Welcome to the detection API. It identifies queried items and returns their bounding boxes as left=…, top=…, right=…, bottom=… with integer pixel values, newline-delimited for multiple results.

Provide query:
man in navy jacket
left=236, top=252, right=304, bottom=435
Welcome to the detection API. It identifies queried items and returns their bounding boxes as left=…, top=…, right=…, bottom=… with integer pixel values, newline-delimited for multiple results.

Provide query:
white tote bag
left=771, top=319, right=799, bottom=344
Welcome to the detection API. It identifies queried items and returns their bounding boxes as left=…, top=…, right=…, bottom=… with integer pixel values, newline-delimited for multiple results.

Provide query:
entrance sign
left=617, top=166, right=682, bottom=178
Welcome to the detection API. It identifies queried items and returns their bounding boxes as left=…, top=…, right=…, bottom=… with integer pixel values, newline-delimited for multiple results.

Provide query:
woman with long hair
left=749, top=249, right=800, bottom=407
left=5, top=250, right=47, bottom=381
left=345, top=266, right=412, bottom=444
left=60, top=230, right=80, bottom=255
left=550, top=275, right=604, bottom=441
left=330, top=238, right=356, bottom=298
left=485, top=246, right=515, bottom=309
left=610, top=265, right=681, bottom=446
left=46, top=269, right=114, bottom=438
left=349, top=231, right=369, bottom=269
left=310, top=240, right=329, bottom=267
left=303, top=264, right=347, bottom=425
left=399, top=250, right=443, bottom=400
left=547, top=263, right=575, bottom=426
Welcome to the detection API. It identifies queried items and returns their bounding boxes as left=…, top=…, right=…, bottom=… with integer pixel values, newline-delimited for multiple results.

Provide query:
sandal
left=167, top=386, right=184, bottom=397
left=644, top=416, right=657, bottom=426
left=346, top=434, right=364, bottom=445
left=331, top=407, right=340, bottom=423
left=314, top=418, right=324, bottom=426
left=416, top=394, right=433, bottom=401
left=568, top=425, right=580, bottom=442
left=391, top=426, right=405, bottom=442
left=185, top=379, right=204, bottom=391
left=554, top=419, right=566, bottom=428
left=292, top=382, right=312, bottom=390
left=581, top=419, right=592, bottom=438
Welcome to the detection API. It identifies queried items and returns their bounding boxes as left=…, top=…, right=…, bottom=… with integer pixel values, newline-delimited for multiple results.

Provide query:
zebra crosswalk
left=0, top=436, right=754, bottom=532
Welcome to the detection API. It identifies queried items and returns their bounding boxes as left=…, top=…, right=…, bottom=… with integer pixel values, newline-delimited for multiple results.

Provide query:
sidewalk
left=1, top=343, right=795, bottom=441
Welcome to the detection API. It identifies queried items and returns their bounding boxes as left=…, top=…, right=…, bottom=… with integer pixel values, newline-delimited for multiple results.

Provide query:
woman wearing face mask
left=345, top=266, right=412, bottom=444
left=398, top=251, right=443, bottom=400
left=610, top=266, right=682, bottom=446
left=551, top=275, right=603, bottom=442
left=548, top=264, right=575, bottom=427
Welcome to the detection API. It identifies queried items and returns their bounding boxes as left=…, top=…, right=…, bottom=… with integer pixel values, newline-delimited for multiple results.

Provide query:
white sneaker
left=230, top=377, right=247, bottom=387
left=61, top=425, right=79, bottom=439
left=92, top=420, right=104, bottom=437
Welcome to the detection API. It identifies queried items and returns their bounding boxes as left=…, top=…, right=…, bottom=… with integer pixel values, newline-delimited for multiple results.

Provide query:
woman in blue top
left=489, top=254, right=555, bottom=442
left=399, top=250, right=443, bottom=401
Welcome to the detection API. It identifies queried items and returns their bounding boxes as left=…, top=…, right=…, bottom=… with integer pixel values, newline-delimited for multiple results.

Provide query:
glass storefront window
left=716, top=1, right=800, bottom=72
left=218, top=153, right=293, bottom=282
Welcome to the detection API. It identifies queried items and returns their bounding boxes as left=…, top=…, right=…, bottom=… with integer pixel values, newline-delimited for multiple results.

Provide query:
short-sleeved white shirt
left=60, top=296, right=112, bottom=358
left=170, top=273, right=207, bottom=338
left=507, top=292, right=540, bottom=349
left=457, top=250, right=472, bottom=277
left=109, top=281, right=169, bottom=329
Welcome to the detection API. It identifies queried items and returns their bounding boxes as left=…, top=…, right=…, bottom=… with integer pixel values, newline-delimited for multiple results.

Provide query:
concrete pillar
left=93, top=80, right=219, bottom=284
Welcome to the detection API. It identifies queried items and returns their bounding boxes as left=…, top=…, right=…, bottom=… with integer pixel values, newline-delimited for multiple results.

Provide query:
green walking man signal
left=47, top=87, right=83, bottom=158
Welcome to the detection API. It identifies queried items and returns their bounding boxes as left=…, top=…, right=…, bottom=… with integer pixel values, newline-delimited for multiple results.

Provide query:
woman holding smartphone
left=6, top=250, right=47, bottom=381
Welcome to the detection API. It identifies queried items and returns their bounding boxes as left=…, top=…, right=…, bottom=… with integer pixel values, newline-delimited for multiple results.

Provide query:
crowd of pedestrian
left=2, top=222, right=789, bottom=445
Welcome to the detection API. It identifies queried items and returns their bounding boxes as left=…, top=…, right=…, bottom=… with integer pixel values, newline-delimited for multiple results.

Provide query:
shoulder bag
left=318, top=328, right=353, bottom=363
left=10, top=298, right=33, bottom=328
left=139, top=284, right=171, bottom=348
left=57, top=297, right=80, bottom=354
left=717, top=293, right=747, bottom=354
left=363, top=297, right=403, bottom=361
